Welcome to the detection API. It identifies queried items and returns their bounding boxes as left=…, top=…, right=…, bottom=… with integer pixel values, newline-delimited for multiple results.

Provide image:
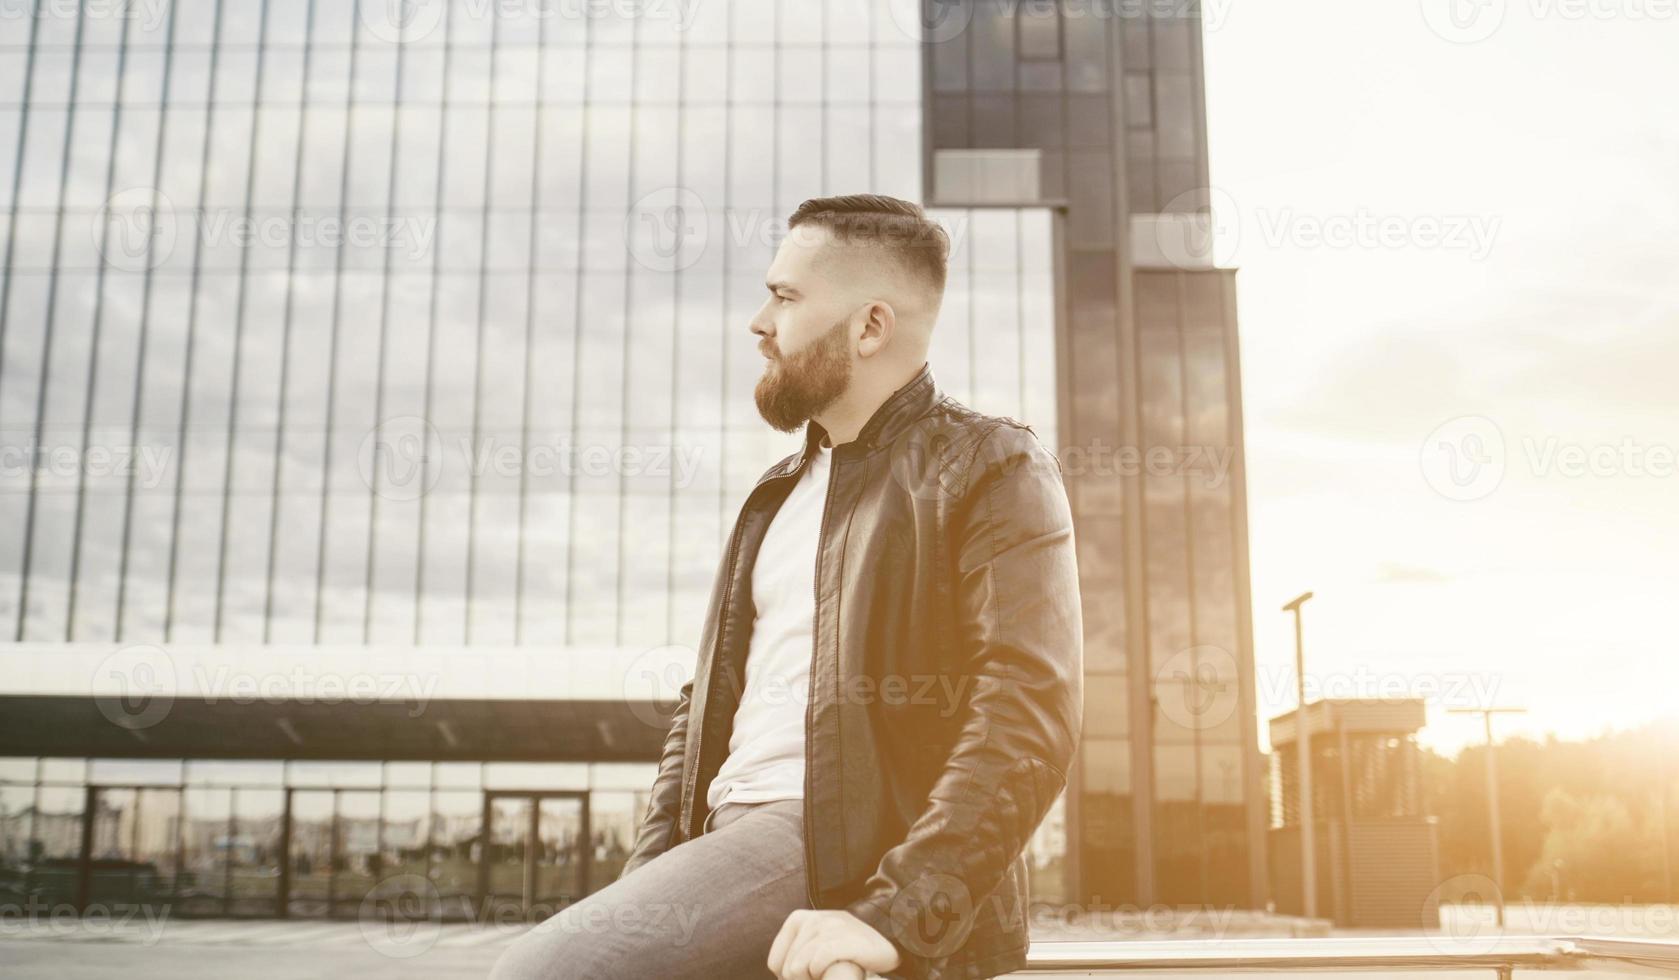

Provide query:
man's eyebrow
left=766, top=280, right=800, bottom=296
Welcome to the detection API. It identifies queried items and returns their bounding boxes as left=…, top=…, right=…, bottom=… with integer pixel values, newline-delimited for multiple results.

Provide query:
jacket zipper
left=682, top=503, right=746, bottom=841
left=804, top=446, right=838, bottom=908
left=684, top=451, right=806, bottom=841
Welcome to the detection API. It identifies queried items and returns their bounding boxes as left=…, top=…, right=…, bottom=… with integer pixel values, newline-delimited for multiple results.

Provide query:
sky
left=1200, top=1, right=1679, bottom=758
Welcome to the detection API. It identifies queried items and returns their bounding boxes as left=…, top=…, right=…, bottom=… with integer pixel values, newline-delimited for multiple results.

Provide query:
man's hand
left=767, top=909, right=901, bottom=980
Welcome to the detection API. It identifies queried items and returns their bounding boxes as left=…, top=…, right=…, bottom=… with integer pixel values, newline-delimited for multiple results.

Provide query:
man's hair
left=786, top=194, right=950, bottom=297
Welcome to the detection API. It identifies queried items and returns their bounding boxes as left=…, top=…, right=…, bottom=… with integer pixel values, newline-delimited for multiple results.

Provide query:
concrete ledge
left=1007, top=935, right=1679, bottom=974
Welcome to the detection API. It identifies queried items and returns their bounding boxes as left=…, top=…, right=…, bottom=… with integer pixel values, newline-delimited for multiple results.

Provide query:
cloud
left=1371, top=562, right=1450, bottom=585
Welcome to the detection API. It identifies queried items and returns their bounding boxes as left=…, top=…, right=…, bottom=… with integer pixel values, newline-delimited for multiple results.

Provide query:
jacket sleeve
left=845, top=422, right=1085, bottom=969
left=619, top=677, right=693, bottom=878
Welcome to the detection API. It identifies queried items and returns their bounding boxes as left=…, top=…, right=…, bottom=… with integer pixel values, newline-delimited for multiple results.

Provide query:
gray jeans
left=488, top=798, right=809, bottom=980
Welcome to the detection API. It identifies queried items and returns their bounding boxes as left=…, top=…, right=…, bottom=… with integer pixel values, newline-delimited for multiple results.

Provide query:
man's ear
left=856, top=300, right=895, bottom=358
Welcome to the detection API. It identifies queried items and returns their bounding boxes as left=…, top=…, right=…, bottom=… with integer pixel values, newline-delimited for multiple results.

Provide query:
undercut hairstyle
left=786, top=194, right=951, bottom=298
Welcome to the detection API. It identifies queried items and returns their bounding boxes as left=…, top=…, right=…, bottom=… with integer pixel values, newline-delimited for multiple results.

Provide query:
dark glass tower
left=922, top=0, right=1266, bottom=909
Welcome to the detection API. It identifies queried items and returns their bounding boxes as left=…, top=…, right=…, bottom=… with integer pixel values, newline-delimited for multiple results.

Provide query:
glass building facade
left=0, top=0, right=1262, bottom=917
left=0, top=756, right=652, bottom=919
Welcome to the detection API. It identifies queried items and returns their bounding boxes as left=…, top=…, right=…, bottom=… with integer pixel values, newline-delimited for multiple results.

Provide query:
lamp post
left=1449, top=706, right=1525, bottom=928
left=1282, top=590, right=1316, bottom=920
left=1660, top=741, right=1675, bottom=903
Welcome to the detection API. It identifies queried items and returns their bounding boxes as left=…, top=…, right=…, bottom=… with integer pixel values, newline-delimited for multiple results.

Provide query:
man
left=490, top=195, right=1083, bottom=980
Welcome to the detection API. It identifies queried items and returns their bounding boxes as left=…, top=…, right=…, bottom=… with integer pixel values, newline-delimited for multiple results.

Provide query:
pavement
left=20, top=906, right=1632, bottom=979
left=0, top=919, right=524, bottom=979
left=0, top=906, right=1334, bottom=979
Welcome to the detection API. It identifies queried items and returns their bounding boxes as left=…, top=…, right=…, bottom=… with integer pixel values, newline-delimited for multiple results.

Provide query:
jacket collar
left=804, top=360, right=943, bottom=465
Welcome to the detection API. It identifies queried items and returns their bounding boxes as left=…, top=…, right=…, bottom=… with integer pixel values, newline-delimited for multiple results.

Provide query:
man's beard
left=754, top=317, right=852, bottom=433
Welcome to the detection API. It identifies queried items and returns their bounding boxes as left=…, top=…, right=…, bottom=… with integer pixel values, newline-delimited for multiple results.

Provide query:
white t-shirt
left=706, top=435, right=833, bottom=810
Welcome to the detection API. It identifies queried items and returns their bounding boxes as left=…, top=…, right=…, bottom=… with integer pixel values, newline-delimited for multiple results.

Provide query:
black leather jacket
left=622, top=361, right=1084, bottom=980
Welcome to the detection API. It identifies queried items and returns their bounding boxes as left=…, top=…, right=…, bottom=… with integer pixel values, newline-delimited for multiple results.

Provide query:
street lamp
left=1449, top=705, right=1525, bottom=927
left=1282, top=590, right=1316, bottom=920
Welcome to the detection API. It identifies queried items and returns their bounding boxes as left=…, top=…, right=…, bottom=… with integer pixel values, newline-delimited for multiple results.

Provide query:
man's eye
left=776, top=294, right=792, bottom=304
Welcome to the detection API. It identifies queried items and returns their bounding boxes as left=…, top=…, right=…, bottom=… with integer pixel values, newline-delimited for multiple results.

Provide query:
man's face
left=751, top=228, right=854, bottom=434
